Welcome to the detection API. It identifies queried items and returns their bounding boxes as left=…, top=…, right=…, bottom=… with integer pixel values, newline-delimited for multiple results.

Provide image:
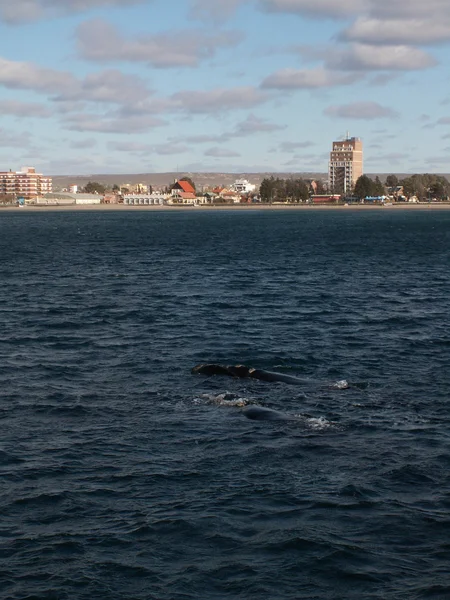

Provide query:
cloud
left=171, top=86, right=268, bottom=113
left=205, top=147, right=241, bottom=158
left=153, top=143, right=189, bottom=155
left=232, top=114, right=285, bottom=135
left=343, top=17, right=450, bottom=45
left=70, top=138, right=98, bottom=149
left=0, top=128, right=32, bottom=147
left=108, top=141, right=153, bottom=153
left=326, top=43, right=436, bottom=71
left=324, top=101, right=399, bottom=119
left=260, top=0, right=450, bottom=22
left=109, top=140, right=189, bottom=155
left=54, top=69, right=153, bottom=104
left=424, top=155, right=450, bottom=165
left=0, top=57, right=75, bottom=93
left=77, top=19, right=242, bottom=68
left=190, top=0, right=245, bottom=21
left=182, top=134, right=227, bottom=144
left=260, top=0, right=365, bottom=19
left=0, top=0, right=146, bottom=23
left=261, top=67, right=360, bottom=89
left=278, top=141, right=314, bottom=152
left=0, top=99, right=51, bottom=117
left=64, top=112, right=166, bottom=133
left=366, top=152, right=406, bottom=164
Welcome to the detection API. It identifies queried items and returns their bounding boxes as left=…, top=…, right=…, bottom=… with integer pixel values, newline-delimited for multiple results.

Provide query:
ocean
left=1, top=208, right=449, bottom=599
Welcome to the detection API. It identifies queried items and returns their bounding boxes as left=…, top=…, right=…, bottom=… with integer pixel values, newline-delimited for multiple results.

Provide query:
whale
left=242, top=406, right=297, bottom=421
left=191, top=364, right=308, bottom=385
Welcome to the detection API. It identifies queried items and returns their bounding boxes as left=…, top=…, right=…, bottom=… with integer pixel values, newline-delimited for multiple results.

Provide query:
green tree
left=354, top=175, right=373, bottom=199
left=373, top=176, right=385, bottom=196
left=84, top=181, right=106, bottom=194
left=385, top=174, right=399, bottom=188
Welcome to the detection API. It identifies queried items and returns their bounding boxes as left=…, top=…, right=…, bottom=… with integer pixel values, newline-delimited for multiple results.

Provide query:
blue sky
left=0, top=0, right=449, bottom=175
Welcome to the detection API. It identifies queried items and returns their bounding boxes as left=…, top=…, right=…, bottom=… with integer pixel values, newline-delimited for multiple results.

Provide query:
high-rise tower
left=328, top=136, right=363, bottom=194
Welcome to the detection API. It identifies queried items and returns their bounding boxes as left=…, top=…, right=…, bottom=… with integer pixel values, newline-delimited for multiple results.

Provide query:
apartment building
left=328, top=137, right=363, bottom=194
left=0, top=167, right=53, bottom=198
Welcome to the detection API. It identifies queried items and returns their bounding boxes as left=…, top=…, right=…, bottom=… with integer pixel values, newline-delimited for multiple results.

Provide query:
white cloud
left=70, top=138, right=98, bottom=149
left=227, top=114, right=285, bottom=137
left=0, top=57, right=75, bottom=93
left=77, top=19, right=242, bottom=68
left=324, top=101, right=399, bottom=119
left=171, top=87, right=269, bottom=113
left=326, top=44, right=436, bottom=71
left=261, top=67, right=360, bottom=89
left=190, top=0, right=245, bottom=21
left=0, top=0, right=146, bottom=23
left=0, top=128, right=32, bottom=147
left=278, top=141, right=314, bottom=152
left=261, top=0, right=366, bottom=19
left=0, top=99, right=51, bottom=117
left=55, top=69, right=153, bottom=104
left=343, top=17, right=450, bottom=45
left=205, top=147, right=241, bottom=158
left=64, top=112, right=166, bottom=133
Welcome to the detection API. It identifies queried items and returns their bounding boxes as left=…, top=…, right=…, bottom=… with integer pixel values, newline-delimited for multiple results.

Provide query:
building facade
left=232, top=179, right=256, bottom=194
left=0, top=167, right=52, bottom=198
left=328, top=137, right=363, bottom=194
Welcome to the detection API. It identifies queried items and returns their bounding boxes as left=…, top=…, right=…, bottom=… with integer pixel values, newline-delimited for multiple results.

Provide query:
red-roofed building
left=171, top=179, right=195, bottom=195
left=171, top=190, right=197, bottom=204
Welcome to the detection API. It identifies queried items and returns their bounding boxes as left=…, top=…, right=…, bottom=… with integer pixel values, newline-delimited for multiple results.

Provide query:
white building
left=232, top=179, right=256, bottom=194
left=123, top=194, right=167, bottom=205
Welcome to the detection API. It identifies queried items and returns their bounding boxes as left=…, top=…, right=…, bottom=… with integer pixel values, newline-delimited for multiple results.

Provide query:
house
left=171, top=179, right=196, bottom=195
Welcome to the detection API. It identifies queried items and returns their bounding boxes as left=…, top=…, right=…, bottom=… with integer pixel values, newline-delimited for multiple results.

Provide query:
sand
left=1, top=202, right=450, bottom=212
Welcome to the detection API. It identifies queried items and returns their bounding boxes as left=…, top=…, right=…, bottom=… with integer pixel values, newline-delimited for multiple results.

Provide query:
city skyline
left=0, top=0, right=449, bottom=175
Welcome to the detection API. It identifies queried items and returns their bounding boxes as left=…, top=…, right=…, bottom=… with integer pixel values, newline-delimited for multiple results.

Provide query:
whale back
left=243, top=406, right=292, bottom=421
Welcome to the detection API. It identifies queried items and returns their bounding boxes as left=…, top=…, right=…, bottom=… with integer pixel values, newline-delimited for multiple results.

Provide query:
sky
left=0, top=0, right=450, bottom=175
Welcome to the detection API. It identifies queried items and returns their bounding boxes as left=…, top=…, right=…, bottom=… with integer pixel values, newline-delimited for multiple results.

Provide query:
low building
left=123, top=194, right=166, bottom=205
left=170, top=191, right=197, bottom=204
left=35, top=192, right=102, bottom=205
left=232, top=179, right=256, bottom=194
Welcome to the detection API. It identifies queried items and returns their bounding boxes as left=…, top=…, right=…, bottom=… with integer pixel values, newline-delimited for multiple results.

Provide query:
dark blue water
left=1, top=209, right=449, bottom=599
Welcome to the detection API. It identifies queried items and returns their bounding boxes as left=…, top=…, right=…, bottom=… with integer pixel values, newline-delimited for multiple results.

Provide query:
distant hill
left=50, top=172, right=327, bottom=192
left=50, top=171, right=450, bottom=192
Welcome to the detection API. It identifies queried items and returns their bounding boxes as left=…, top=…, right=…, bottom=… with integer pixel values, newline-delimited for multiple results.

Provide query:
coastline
left=2, top=202, right=450, bottom=212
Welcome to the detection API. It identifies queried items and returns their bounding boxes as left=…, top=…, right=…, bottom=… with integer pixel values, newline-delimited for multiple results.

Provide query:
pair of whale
left=192, top=363, right=311, bottom=421
left=191, top=363, right=308, bottom=385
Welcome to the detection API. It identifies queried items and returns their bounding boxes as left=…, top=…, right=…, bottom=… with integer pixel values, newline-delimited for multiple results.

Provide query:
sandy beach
left=2, top=202, right=450, bottom=212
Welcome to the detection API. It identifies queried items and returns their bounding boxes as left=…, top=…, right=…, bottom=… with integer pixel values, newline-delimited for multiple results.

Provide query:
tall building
left=328, top=136, right=363, bottom=194
left=0, top=167, right=52, bottom=198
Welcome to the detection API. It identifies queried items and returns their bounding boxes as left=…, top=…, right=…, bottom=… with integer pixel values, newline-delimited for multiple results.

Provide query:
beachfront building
left=232, top=179, right=256, bottom=194
left=328, top=136, right=363, bottom=194
left=0, top=166, right=52, bottom=198
left=170, top=179, right=197, bottom=204
left=123, top=194, right=167, bottom=205
left=35, top=192, right=102, bottom=205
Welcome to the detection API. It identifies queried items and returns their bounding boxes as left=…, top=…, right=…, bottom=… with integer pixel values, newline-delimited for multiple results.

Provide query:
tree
left=373, top=176, right=385, bottom=196
left=84, top=181, right=106, bottom=194
left=354, top=175, right=374, bottom=199
left=385, top=174, right=399, bottom=188
left=112, top=184, right=120, bottom=192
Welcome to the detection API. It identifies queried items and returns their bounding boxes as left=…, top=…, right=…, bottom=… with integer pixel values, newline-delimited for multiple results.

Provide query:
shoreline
left=1, top=202, right=450, bottom=212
